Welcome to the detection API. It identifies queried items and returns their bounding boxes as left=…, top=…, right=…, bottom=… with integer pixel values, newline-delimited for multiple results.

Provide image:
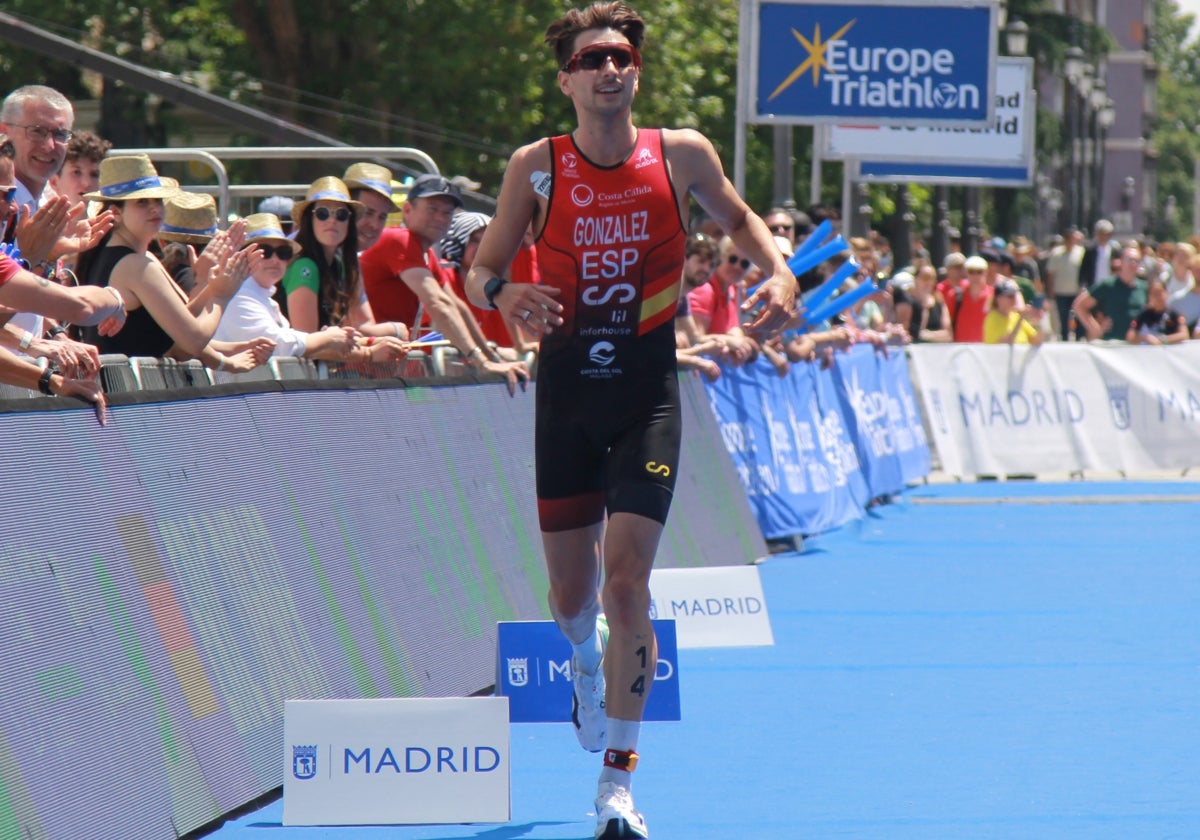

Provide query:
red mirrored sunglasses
left=561, top=43, right=642, bottom=74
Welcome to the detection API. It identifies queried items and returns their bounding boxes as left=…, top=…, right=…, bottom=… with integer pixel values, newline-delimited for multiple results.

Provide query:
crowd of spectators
left=4, top=83, right=1200, bottom=422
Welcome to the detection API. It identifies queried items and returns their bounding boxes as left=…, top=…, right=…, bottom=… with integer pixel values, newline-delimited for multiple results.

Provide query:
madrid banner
left=909, top=343, right=1200, bottom=477
left=746, top=0, right=997, bottom=126
left=704, top=344, right=931, bottom=539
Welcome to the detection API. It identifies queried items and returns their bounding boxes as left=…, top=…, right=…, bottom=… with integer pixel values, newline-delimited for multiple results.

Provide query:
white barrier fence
left=908, top=343, right=1200, bottom=477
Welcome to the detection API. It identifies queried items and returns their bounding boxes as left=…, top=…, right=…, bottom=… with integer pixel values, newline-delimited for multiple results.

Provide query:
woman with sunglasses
left=214, top=213, right=407, bottom=374
left=279, top=176, right=408, bottom=341
left=74, top=155, right=273, bottom=373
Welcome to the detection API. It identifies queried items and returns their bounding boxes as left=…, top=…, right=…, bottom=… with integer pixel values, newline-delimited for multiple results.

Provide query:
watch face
left=485, top=276, right=507, bottom=307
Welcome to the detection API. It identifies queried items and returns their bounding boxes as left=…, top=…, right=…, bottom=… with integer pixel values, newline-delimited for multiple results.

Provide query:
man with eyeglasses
left=466, top=3, right=795, bottom=837
left=0, top=87, right=110, bottom=277
left=0, top=86, right=74, bottom=217
left=1072, top=245, right=1149, bottom=341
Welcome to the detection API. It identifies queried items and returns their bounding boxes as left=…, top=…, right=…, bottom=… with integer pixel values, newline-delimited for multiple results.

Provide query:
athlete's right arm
left=467, top=141, right=542, bottom=310
left=467, top=142, right=562, bottom=334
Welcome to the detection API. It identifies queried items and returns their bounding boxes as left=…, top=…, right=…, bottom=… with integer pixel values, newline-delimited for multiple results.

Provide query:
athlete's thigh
left=604, top=376, right=681, bottom=524
left=542, top=522, right=604, bottom=595
left=535, top=384, right=607, bottom=532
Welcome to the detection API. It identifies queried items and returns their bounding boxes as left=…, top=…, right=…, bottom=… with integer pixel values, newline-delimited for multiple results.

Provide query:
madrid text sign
left=748, top=0, right=997, bottom=127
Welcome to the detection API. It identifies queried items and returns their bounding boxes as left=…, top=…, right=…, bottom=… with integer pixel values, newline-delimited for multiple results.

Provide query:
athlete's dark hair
left=545, top=2, right=646, bottom=70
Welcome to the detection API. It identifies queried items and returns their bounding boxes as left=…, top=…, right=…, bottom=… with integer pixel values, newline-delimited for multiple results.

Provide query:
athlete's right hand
left=496, top=283, right=563, bottom=336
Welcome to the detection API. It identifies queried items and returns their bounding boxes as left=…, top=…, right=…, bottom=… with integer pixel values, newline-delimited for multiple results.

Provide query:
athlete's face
left=558, top=28, right=639, bottom=115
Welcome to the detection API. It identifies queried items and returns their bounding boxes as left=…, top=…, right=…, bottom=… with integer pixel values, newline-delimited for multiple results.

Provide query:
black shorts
left=535, top=369, right=681, bottom=532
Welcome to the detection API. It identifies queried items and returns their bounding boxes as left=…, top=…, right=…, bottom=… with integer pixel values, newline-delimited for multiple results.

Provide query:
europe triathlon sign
left=744, top=0, right=997, bottom=127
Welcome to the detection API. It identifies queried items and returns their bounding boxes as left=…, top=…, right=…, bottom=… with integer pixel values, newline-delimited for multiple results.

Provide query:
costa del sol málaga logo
left=767, top=16, right=979, bottom=112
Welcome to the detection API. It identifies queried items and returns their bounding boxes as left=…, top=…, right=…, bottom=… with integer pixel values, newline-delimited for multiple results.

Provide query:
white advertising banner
left=826, top=57, right=1033, bottom=165
left=283, top=697, right=510, bottom=826
left=648, top=566, right=774, bottom=648
left=908, top=343, right=1200, bottom=477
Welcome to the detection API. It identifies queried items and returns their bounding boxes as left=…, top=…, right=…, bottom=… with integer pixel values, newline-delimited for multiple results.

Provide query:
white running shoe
left=571, top=656, right=606, bottom=752
left=594, top=781, right=648, bottom=839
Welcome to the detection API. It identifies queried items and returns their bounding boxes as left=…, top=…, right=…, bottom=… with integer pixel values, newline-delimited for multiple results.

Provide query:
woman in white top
left=214, top=213, right=407, bottom=368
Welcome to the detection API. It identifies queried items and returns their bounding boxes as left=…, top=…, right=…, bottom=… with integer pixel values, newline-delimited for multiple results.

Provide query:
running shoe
left=594, top=781, right=648, bottom=839
left=571, top=619, right=607, bottom=752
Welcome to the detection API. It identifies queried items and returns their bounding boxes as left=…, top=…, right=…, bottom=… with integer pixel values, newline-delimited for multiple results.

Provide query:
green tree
left=1150, top=0, right=1200, bottom=241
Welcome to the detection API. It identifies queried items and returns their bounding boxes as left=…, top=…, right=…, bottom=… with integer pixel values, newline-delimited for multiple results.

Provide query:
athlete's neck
left=571, top=120, right=638, bottom=168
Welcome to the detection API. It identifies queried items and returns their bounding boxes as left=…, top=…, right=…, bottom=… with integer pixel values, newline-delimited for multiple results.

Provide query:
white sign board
left=908, top=342, right=1200, bottom=477
left=648, top=566, right=774, bottom=648
left=825, top=57, right=1034, bottom=166
left=283, top=697, right=510, bottom=826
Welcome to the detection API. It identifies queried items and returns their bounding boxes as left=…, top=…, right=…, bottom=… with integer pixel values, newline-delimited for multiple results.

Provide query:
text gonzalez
left=342, top=745, right=502, bottom=774
left=823, top=41, right=980, bottom=110
left=574, top=210, right=650, bottom=281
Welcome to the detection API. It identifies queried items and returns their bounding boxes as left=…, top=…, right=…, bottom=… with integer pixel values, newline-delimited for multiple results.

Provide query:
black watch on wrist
left=483, top=276, right=509, bottom=310
left=37, top=367, right=55, bottom=396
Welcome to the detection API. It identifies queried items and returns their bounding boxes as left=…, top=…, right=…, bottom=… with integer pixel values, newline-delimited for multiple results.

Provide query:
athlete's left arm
left=663, top=129, right=797, bottom=335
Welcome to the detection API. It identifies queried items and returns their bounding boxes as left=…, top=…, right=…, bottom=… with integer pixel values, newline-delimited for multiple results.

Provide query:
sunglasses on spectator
left=768, top=223, right=794, bottom=233
left=313, top=206, right=350, bottom=223
left=11, top=124, right=74, bottom=145
left=258, top=243, right=295, bottom=261
left=1, top=187, right=16, bottom=202
left=727, top=255, right=752, bottom=269
left=561, top=43, right=642, bottom=73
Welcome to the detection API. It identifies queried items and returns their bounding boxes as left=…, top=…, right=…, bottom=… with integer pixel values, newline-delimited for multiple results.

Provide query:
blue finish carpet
left=206, top=480, right=1200, bottom=839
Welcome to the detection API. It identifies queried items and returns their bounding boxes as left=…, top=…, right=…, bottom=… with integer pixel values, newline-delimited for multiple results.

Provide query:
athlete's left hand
left=742, top=269, right=797, bottom=336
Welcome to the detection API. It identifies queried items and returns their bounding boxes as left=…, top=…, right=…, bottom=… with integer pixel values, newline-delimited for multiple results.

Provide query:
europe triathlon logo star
left=768, top=18, right=857, bottom=101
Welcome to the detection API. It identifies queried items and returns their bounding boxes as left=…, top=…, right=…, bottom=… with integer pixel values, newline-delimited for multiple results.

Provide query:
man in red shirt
left=947, top=255, right=994, bottom=342
left=686, top=236, right=757, bottom=362
left=359, top=174, right=527, bottom=388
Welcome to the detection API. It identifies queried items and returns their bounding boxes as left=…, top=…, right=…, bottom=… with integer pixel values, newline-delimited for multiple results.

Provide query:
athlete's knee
left=548, top=583, right=599, bottom=625
left=601, top=571, right=651, bottom=626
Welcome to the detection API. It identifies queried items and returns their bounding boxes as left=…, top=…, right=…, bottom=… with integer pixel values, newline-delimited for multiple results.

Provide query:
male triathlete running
left=467, top=3, right=796, bottom=837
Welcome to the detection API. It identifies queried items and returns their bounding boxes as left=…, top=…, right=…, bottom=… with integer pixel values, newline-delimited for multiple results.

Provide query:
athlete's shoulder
left=660, top=127, right=714, bottom=154
left=508, top=137, right=555, bottom=174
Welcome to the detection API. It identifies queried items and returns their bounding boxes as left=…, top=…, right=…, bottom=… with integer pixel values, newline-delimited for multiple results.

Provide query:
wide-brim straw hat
left=242, top=213, right=300, bottom=253
left=342, top=162, right=393, bottom=203
left=82, top=154, right=180, bottom=202
left=158, top=191, right=219, bottom=244
left=291, top=176, right=363, bottom=222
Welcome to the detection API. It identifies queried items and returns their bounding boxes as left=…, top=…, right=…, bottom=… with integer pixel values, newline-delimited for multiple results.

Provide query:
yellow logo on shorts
left=644, top=461, right=671, bottom=477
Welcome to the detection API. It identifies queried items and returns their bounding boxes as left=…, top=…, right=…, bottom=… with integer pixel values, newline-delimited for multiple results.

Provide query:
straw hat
left=82, top=154, right=179, bottom=202
left=291, top=176, right=363, bottom=222
left=342, top=162, right=393, bottom=203
left=158, top=192, right=218, bottom=244
left=242, top=213, right=299, bottom=252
